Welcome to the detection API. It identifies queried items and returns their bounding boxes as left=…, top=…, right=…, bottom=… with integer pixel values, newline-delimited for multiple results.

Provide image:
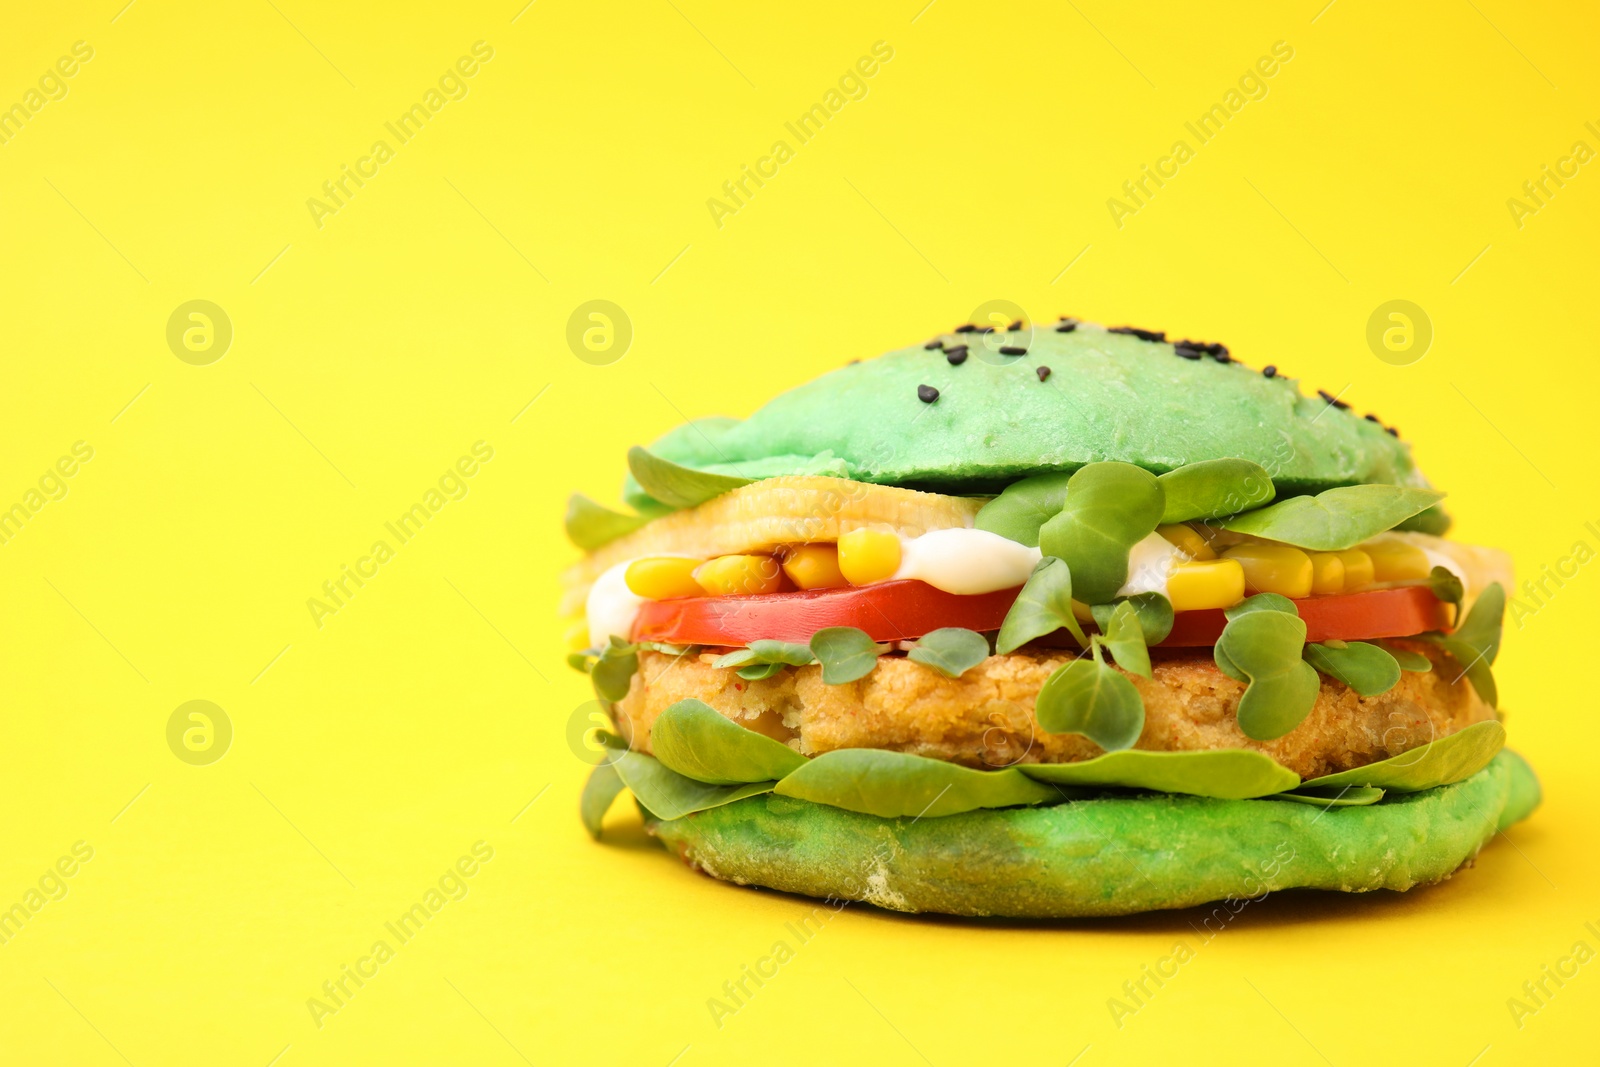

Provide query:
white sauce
left=585, top=560, right=647, bottom=648
left=891, top=528, right=1043, bottom=595
left=1116, top=532, right=1182, bottom=598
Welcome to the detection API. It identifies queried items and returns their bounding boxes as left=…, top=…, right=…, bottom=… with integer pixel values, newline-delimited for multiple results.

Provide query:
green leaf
left=1299, top=720, right=1506, bottom=792
left=712, top=640, right=816, bottom=671
left=1093, top=601, right=1152, bottom=679
left=1422, top=635, right=1499, bottom=707
left=1018, top=748, right=1299, bottom=799
left=1303, top=641, right=1401, bottom=697
left=1035, top=655, right=1145, bottom=751
left=735, top=662, right=787, bottom=681
left=907, top=628, right=991, bottom=678
left=565, top=493, right=655, bottom=550
left=592, top=728, right=627, bottom=751
left=1216, top=610, right=1319, bottom=740
left=1418, top=583, right=1505, bottom=707
left=1429, top=566, right=1465, bottom=620
left=626, top=446, right=752, bottom=510
left=772, top=748, right=1061, bottom=818
left=1219, top=485, right=1446, bottom=551
left=809, top=627, right=889, bottom=684
left=1378, top=642, right=1433, bottom=672
left=613, top=749, right=776, bottom=820
left=580, top=762, right=627, bottom=839
left=996, top=557, right=1087, bottom=653
left=744, top=639, right=818, bottom=666
left=649, top=699, right=808, bottom=784
left=1090, top=592, right=1174, bottom=645
left=1225, top=593, right=1300, bottom=620
left=973, top=472, right=1072, bottom=547
left=591, top=637, right=640, bottom=703
left=1157, top=459, right=1275, bottom=523
left=567, top=649, right=597, bottom=674
left=1453, top=582, right=1506, bottom=667
left=637, top=640, right=694, bottom=656
left=1396, top=503, right=1452, bottom=536
left=1213, top=644, right=1246, bottom=683
left=1214, top=594, right=1298, bottom=682
left=1038, top=462, right=1166, bottom=604
left=1270, top=785, right=1386, bottom=808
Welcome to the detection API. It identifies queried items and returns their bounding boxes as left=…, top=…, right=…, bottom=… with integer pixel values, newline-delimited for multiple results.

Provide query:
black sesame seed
left=1175, top=339, right=1230, bottom=362
left=917, top=384, right=939, bottom=403
left=924, top=339, right=944, bottom=350
left=999, top=345, right=1027, bottom=355
left=1364, top=413, right=1380, bottom=423
left=847, top=359, right=860, bottom=365
left=1055, top=322, right=1077, bottom=333
left=954, top=324, right=977, bottom=333
left=1037, top=366, right=1052, bottom=381
left=1385, top=426, right=1399, bottom=437
left=1109, top=326, right=1166, bottom=342
left=1262, top=365, right=1277, bottom=378
left=1317, top=389, right=1351, bottom=410
left=945, top=345, right=968, bottom=365
left=978, top=326, right=996, bottom=334
left=1008, top=319, right=1024, bottom=331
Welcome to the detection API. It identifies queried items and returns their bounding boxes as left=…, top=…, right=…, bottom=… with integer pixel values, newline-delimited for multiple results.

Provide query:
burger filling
left=565, top=465, right=1512, bottom=816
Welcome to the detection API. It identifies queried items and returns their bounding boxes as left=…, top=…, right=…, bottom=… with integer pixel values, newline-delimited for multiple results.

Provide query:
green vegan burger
left=563, top=318, right=1539, bottom=918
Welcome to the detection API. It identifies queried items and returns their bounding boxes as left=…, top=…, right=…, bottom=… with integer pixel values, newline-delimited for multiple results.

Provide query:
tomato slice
left=632, top=580, right=1021, bottom=646
left=1159, top=586, right=1448, bottom=646
left=630, top=580, right=1451, bottom=648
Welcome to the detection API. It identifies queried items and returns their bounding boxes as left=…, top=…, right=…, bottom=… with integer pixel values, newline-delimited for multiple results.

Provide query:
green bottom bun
left=645, top=750, right=1540, bottom=918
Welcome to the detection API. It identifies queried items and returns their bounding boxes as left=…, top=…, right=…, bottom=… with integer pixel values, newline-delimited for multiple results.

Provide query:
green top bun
left=627, top=321, right=1431, bottom=505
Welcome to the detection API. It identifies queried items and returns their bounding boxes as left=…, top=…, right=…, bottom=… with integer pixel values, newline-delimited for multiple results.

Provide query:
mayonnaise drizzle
left=586, top=560, right=647, bottom=648
left=1116, top=532, right=1183, bottom=598
left=890, top=528, right=1043, bottom=595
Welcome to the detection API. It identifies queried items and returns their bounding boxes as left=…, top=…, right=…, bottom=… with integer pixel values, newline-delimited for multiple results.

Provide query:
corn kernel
left=1166, top=559, right=1247, bottom=612
left=1363, top=541, right=1431, bottom=583
left=1308, top=553, right=1345, bottom=595
left=781, top=543, right=848, bottom=590
left=1157, top=523, right=1217, bottom=561
left=1222, top=543, right=1314, bottom=599
left=837, top=528, right=903, bottom=585
left=624, top=557, right=704, bottom=600
left=1336, top=549, right=1375, bottom=590
left=692, top=554, right=783, bottom=596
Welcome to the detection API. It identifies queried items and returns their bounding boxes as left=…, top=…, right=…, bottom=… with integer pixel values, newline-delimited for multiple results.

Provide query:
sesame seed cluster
left=911, top=318, right=1400, bottom=437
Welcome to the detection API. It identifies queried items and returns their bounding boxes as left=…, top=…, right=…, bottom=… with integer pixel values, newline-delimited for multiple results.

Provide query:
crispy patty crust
left=616, top=642, right=1493, bottom=781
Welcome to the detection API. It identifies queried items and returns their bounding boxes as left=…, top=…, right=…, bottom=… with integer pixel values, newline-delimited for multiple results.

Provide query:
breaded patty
left=615, top=643, right=1493, bottom=780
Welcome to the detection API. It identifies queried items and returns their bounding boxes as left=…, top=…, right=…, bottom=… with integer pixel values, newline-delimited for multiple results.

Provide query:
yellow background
left=1, top=0, right=1596, bottom=1063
